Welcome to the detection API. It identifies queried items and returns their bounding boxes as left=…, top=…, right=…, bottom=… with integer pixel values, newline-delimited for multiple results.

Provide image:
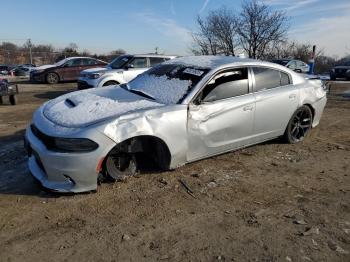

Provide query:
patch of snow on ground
left=44, top=92, right=161, bottom=128
left=129, top=74, right=191, bottom=104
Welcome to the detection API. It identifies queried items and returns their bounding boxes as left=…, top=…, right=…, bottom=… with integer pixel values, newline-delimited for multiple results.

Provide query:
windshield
left=272, top=60, right=290, bottom=66
left=109, top=55, right=132, bottom=69
left=55, top=58, right=70, bottom=67
left=127, top=64, right=209, bottom=104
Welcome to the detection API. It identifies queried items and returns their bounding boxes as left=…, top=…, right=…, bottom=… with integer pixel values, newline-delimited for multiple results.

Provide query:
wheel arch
left=99, top=75, right=124, bottom=87
left=105, top=135, right=172, bottom=170
left=302, top=103, right=315, bottom=121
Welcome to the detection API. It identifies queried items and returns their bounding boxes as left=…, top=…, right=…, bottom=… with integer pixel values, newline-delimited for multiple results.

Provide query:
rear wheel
left=105, top=152, right=137, bottom=181
left=284, top=106, right=313, bottom=143
left=0, top=96, right=3, bottom=105
left=46, top=73, right=59, bottom=84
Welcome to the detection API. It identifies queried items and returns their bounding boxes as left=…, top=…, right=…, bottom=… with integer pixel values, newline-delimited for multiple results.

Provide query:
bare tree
left=192, top=15, right=219, bottom=55
left=236, top=0, right=289, bottom=59
left=208, top=8, right=237, bottom=55
left=192, top=7, right=238, bottom=56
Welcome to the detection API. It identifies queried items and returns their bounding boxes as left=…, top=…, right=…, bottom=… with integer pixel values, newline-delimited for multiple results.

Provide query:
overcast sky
left=0, top=0, right=349, bottom=58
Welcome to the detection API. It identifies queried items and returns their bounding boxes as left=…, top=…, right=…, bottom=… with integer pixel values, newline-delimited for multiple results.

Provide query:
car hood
left=334, top=66, right=350, bottom=70
left=81, top=67, right=108, bottom=74
left=42, top=87, right=163, bottom=128
left=33, top=64, right=56, bottom=71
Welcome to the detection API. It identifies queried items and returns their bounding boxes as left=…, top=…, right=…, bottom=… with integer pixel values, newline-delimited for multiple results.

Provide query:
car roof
left=165, top=55, right=278, bottom=70
left=131, top=54, right=177, bottom=59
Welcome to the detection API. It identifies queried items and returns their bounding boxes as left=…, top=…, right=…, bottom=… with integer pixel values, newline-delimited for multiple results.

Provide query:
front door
left=187, top=67, right=255, bottom=161
left=123, top=57, right=149, bottom=82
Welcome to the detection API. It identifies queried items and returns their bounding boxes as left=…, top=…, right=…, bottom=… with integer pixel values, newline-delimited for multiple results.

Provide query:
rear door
left=251, top=67, right=299, bottom=142
left=123, top=57, right=148, bottom=82
left=187, top=67, right=255, bottom=161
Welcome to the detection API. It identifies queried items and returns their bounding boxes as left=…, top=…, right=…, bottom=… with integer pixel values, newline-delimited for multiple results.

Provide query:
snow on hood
left=128, top=74, right=191, bottom=104
left=33, top=64, right=56, bottom=71
left=43, top=87, right=162, bottom=128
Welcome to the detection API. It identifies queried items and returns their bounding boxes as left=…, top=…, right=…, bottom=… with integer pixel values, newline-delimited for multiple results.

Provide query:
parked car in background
left=24, top=56, right=327, bottom=193
left=271, top=59, right=309, bottom=73
left=330, top=60, right=350, bottom=80
left=0, top=65, right=9, bottom=75
left=77, top=54, right=176, bottom=89
left=11, top=64, right=36, bottom=76
left=30, top=57, right=107, bottom=84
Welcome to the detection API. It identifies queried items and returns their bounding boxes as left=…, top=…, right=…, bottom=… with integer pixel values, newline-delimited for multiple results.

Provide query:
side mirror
left=63, top=63, right=70, bottom=67
left=126, top=64, right=134, bottom=69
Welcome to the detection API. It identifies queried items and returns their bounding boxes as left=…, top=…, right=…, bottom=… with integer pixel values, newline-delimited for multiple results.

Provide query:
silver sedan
left=24, top=56, right=327, bottom=193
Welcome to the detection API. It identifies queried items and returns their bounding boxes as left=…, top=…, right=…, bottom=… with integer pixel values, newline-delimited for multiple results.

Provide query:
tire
left=105, top=152, right=137, bottom=181
left=46, top=72, right=59, bottom=84
left=103, top=81, right=119, bottom=87
left=9, top=95, right=17, bottom=105
left=330, top=75, right=336, bottom=81
left=0, top=96, right=3, bottom=105
left=284, top=106, right=313, bottom=144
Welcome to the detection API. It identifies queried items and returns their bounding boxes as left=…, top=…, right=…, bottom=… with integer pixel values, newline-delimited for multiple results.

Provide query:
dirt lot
left=0, top=78, right=349, bottom=262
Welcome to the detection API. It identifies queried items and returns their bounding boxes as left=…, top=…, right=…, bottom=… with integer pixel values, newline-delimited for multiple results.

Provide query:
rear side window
left=253, top=67, right=290, bottom=92
left=280, top=72, right=291, bottom=86
left=149, top=57, right=165, bottom=66
left=202, top=68, right=249, bottom=102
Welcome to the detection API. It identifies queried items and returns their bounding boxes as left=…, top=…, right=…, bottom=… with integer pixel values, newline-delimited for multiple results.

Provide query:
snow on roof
left=43, top=90, right=162, bottom=128
left=129, top=74, right=191, bottom=104
left=165, top=55, right=255, bottom=69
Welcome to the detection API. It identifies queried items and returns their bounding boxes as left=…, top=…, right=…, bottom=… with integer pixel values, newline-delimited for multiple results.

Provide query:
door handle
left=289, top=94, right=296, bottom=99
left=243, top=105, right=253, bottom=111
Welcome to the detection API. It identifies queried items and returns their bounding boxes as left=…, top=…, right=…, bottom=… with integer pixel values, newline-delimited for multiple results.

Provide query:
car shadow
left=0, top=134, right=61, bottom=198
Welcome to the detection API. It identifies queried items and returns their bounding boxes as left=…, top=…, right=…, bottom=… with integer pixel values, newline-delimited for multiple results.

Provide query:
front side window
left=253, top=67, right=291, bottom=92
left=65, top=59, right=83, bottom=67
left=129, top=58, right=147, bottom=68
left=200, top=68, right=249, bottom=103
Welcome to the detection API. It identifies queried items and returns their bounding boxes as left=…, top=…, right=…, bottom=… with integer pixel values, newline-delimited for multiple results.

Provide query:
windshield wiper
left=121, top=84, right=155, bottom=100
left=128, top=89, right=155, bottom=100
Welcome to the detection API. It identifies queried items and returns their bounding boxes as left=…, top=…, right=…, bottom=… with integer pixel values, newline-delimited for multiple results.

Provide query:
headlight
left=88, top=73, right=101, bottom=79
left=51, top=138, right=98, bottom=153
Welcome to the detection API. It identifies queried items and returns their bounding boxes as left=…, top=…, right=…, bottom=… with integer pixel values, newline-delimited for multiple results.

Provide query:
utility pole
left=28, top=38, right=33, bottom=65
left=155, top=47, right=158, bottom=55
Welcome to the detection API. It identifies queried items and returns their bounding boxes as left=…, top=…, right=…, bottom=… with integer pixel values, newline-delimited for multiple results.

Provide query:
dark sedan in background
left=330, top=60, right=350, bottom=80
left=30, top=57, right=107, bottom=84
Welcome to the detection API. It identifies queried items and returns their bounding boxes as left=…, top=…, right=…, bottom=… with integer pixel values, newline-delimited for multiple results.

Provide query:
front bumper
left=77, top=77, right=100, bottom=89
left=77, top=80, right=94, bottom=90
left=24, top=124, right=114, bottom=193
left=30, top=72, right=45, bottom=82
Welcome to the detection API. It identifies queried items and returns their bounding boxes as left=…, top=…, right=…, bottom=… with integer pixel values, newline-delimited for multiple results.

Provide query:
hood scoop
left=65, top=98, right=76, bottom=108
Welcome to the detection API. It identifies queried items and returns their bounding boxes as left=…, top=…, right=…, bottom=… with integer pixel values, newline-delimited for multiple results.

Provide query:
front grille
left=30, top=124, right=55, bottom=150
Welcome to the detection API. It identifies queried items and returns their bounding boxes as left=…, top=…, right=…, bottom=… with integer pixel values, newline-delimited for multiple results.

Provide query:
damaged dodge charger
left=24, top=56, right=327, bottom=193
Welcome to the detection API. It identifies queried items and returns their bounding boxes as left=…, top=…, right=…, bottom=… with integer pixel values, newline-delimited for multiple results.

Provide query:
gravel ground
left=0, top=79, right=349, bottom=262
